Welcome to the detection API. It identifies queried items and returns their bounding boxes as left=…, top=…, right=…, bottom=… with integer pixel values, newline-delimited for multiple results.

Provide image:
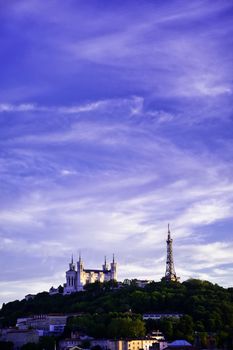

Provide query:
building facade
left=1, top=329, right=39, bottom=349
left=63, top=255, right=117, bottom=294
left=143, top=314, right=183, bottom=321
left=16, top=314, right=68, bottom=336
left=59, top=338, right=168, bottom=350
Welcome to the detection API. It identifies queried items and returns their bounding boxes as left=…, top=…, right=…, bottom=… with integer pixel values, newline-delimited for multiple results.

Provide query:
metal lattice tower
left=165, top=224, right=179, bottom=282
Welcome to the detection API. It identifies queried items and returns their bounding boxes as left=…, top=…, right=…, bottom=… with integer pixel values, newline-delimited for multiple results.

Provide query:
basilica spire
left=103, top=255, right=109, bottom=271
left=110, top=254, right=117, bottom=280
left=69, top=253, right=75, bottom=271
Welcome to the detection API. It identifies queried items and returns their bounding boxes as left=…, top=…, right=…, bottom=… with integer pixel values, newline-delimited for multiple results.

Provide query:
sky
left=0, top=0, right=233, bottom=306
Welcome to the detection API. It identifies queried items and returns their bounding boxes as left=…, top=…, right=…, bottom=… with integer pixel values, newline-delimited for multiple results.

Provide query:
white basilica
left=63, top=255, right=117, bottom=294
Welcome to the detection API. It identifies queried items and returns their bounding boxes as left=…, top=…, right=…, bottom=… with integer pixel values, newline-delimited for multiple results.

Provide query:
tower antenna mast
left=165, top=224, right=179, bottom=282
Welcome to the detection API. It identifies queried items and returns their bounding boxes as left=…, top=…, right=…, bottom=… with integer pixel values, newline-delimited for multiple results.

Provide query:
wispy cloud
left=0, top=103, right=37, bottom=112
left=0, top=100, right=108, bottom=114
left=0, top=0, right=233, bottom=306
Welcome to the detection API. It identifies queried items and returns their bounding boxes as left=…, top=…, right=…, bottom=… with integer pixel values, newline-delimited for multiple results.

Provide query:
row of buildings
left=59, top=331, right=168, bottom=350
left=0, top=314, right=68, bottom=348
left=1, top=313, right=192, bottom=350
left=60, top=338, right=193, bottom=350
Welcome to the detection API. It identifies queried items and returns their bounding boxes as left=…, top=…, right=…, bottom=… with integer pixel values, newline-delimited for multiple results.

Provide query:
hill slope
left=1, top=279, right=233, bottom=347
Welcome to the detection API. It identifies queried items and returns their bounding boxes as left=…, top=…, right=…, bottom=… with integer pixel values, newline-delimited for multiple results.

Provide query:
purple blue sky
left=0, top=0, right=233, bottom=306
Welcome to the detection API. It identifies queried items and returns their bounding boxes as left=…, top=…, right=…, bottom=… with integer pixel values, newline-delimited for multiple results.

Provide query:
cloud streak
left=0, top=0, right=233, bottom=306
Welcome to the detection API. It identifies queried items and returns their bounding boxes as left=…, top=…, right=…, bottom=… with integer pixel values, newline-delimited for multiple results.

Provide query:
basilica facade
left=63, top=255, right=117, bottom=294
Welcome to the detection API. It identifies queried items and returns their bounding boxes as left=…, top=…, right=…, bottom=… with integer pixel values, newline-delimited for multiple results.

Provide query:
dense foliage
left=67, top=313, right=145, bottom=339
left=0, top=337, right=56, bottom=350
left=0, top=341, right=14, bottom=350
left=1, top=279, right=233, bottom=348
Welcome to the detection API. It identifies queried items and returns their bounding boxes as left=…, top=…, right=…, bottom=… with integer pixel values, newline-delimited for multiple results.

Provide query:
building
left=164, top=224, right=179, bottom=282
left=125, top=338, right=167, bottom=350
left=123, top=279, right=153, bottom=288
left=164, top=340, right=193, bottom=350
left=16, top=314, right=68, bottom=336
left=143, top=314, right=183, bottom=321
left=1, top=329, right=39, bottom=349
left=59, top=338, right=168, bottom=350
left=49, top=286, right=60, bottom=295
left=149, top=331, right=165, bottom=341
left=63, top=255, right=117, bottom=294
left=24, top=294, right=36, bottom=301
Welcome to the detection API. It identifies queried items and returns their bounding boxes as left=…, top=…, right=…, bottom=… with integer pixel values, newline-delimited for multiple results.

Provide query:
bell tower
left=110, top=254, right=117, bottom=280
left=102, top=256, right=109, bottom=272
left=77, top=253, right=85, bottom=291
left=63, top=255, right=77, bottom=294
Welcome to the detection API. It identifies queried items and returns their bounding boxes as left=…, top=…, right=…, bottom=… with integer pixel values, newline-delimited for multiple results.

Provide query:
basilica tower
left=110, top=254, right=117, bottom=280
left=102, top=256, right=109, bottom=272
left=77, top=253, right=84, bottom=291
left=64, top=255, right=77, bottom=294
left=165, top=224, right=179, bottom=282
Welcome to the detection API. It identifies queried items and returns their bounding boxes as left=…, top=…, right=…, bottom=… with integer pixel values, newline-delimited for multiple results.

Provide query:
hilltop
left=0, top=279, right=233, bottom=347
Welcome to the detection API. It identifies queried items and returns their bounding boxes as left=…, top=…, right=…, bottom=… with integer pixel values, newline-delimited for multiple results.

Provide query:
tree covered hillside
left=1, top=279, right=233, bottom=347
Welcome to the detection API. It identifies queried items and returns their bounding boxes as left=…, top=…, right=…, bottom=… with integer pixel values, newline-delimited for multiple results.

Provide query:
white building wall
left=63, top=257, right=117, bottom=294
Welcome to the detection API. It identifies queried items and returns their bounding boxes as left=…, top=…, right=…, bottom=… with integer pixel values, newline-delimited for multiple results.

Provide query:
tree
left=1, top=278, right=233, bottom=346
left=81, top=340, right=91, bottom=349
left=20, top=343, right=39, bottom=350
left=0, top=341, right=14, bottom=350
left=162, top=319, right=173, bottom=340
left=39, top=336, right=56, bottom=350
